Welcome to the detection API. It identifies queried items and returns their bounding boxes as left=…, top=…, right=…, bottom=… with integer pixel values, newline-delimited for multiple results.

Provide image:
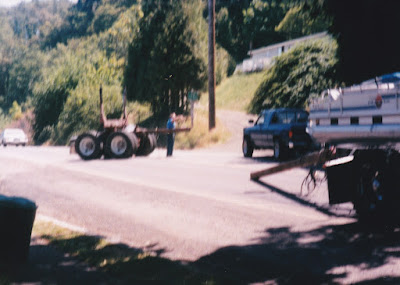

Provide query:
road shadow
left=3, top=222, right=400, bottom=284
left=194, top=222, right=400, bottom=284
left=253, top=179, right=354, bottom=218
left=1, top=236, right=115, bottom=284
left=2, top=234, right=208, bottom=285
left=241, top=149, right=315, bottom=164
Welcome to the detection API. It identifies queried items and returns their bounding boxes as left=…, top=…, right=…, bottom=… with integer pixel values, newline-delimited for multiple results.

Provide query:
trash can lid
left=0, top=195, right=37, bottom=210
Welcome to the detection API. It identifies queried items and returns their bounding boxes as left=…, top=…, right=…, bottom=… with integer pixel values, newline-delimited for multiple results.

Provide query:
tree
left=6, top=48, right=44, bottom=108
left=125, top=0, right=206, bottom=115
left=215, top=0, right=291, bottom=62
left=243, top=0, right=288, bottom=51
left=32, top=47, right=82, bottom=143
left=0, top=14, right=15, bottom=107
left=249, top=37, right=340, bottom=114
left=275, top=3, right=330, bottom=40
left=9, top=101, right=23, bottom=120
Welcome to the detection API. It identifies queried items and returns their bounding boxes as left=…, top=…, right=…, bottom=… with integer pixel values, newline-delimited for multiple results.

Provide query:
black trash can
left=0, top=195, right=37, bottom=265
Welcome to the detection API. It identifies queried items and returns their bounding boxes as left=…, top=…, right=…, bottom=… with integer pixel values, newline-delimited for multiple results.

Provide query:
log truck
left=71, top=87, right=191, bottom=160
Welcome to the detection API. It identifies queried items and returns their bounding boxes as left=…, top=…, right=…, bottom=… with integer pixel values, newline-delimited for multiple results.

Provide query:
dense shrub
left=249, top=37, right=341, bottom=114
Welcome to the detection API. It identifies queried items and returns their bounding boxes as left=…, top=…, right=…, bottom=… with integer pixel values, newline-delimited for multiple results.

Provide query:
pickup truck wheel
left=75, top=133, right=101, bottom=160
left=242, top=137, right=253, bottom=157
left=273, top=140, right=287, bottom=161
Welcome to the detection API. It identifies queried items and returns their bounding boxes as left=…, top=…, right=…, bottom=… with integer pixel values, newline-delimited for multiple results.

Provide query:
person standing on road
left=167, top=112, right=177, bottom=157
left=166, top=112, right=184, bottom=157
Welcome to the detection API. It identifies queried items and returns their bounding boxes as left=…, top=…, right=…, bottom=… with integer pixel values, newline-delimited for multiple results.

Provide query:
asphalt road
left=1, top=146, right=400, bottom=283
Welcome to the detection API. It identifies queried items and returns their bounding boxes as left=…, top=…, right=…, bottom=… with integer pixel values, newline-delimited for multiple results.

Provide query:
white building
left=236, top=32, right=328, bottom=73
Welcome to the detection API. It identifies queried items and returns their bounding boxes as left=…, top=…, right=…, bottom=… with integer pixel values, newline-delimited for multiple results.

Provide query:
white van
left=0, top=128, right=28, bottom=146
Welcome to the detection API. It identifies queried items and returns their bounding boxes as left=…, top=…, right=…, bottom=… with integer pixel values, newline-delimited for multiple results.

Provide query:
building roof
left=248, top=32, right=328, bottom=56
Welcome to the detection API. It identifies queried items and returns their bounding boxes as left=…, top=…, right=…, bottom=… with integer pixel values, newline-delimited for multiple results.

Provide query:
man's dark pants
left=167, top=134, right=174, bottom=156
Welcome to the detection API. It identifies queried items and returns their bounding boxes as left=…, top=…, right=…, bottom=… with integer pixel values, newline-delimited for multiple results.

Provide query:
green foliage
left=201, top=72, right=265, bottom=112
left=33, top=40, right=127, bottom=144
left=88, top=4, right=122, bottom=34
left=0, top=15, right=14, bottom=105
left=0, top=108, right=11, bottom=130
left=32, top=47, right=83, bottom=143
left=243, top=0, right=288, bottom=51
left=8, top=0, right=71, bottom=43
left=249, top=37, right=340, bottom=114
left=216, top=0, right=290, bottom=62
left=9, top=101, right=23, bottom=120
left=43, top=0, right=116, bottom=48
left=125, top=0, right=207, bottom=115
left=275, top=4, right=330, bottom=39
left=6, top=48, right=45, bottom=108
left=56, top=84, right=124, bottom=144
left=97, top=5, right=143, bottom=60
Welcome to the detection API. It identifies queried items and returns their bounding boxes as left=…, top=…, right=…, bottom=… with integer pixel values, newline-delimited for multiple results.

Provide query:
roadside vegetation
left=249, top=37, right=341, bottom=114
left=200, top=72, right=265, bottom=112
left=0, top=0, right=328, bottom=148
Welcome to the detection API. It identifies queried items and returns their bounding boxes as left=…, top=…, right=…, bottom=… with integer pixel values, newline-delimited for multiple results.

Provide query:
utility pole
left=208, top=0, right=216, bottom=130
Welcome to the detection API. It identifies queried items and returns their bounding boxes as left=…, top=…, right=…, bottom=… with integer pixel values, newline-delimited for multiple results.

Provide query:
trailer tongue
left=251, top=72, right=400, bottom=221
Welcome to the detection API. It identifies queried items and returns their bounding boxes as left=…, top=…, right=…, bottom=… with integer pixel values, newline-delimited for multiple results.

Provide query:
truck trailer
left=71, top=87, right=191, bottom=160
left=251, top=72, right=400, bottom=221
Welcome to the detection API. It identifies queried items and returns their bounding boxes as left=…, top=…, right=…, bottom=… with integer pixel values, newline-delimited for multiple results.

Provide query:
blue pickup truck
left=242, top=108, right=312, bottom=160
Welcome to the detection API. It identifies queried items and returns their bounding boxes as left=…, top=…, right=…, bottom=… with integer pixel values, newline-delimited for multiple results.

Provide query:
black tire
left=105, top=131, right=137, bottom=159
left=273, top=139, right=287, bottom=161
left=75, top=132, right=101, bottom=160
left=242, top=137, right=253, bottom=158
left=136, top=134, right=156, bottom=156
left=126, top=132, right=139, bottom=156
left=92, top=131, right=106, bottom=159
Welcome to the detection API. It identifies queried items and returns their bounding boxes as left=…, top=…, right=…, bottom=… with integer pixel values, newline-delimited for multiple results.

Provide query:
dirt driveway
left=210, top=109, right=257, bottom=152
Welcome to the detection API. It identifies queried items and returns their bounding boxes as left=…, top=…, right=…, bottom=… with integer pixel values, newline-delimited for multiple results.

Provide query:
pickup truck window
left=287, top=112, right=295, bottom=124
left=296, top=111, right=308, bottom=123
left=272, top=111, right=296, bottom=124
left=270, top=113, right=279, bottom=124
left=255, top=115, right=265, bottom=125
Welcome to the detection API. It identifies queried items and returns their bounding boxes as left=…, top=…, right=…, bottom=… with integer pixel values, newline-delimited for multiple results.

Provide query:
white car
left=0, top=128, right=28, bottom=146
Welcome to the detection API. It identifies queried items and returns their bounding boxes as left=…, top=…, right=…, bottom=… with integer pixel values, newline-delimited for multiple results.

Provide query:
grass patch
left=174, top=108, right=230, bottom=149
left=200, top=72, right=265, bottom=112
left=31, top=220, right=219, bottom=284
left=135, top=108, right=230, bottom=150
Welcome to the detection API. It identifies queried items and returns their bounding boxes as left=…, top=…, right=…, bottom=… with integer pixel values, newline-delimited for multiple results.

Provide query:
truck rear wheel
left=75, top=133, right=101, bottom=160
left=105, top=131, right=137, bottom=159
left=242, top=137, right=253, bottom=157
left=136, top=134, right=156, bottom=156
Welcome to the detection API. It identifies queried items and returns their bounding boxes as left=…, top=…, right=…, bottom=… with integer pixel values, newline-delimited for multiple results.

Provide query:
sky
left=0, top=0, right=31, bottom=7
left=0, top=0, right=77, bottom=7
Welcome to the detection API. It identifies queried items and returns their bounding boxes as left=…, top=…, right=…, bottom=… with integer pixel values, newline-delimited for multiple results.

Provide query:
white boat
left=307, top=72, right=400, bottom=145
